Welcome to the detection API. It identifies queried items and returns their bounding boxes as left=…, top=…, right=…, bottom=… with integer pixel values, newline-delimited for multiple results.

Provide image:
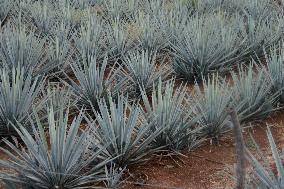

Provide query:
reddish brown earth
left=122, top=112, right=284, bottom=189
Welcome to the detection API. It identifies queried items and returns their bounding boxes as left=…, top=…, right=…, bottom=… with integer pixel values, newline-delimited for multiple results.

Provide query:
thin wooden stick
left=229, top=108, right=245, bottom=189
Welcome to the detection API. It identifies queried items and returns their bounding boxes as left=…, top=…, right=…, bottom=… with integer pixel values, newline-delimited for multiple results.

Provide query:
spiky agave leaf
left=194, top=0, right=233, bottom=14
left=171, top=13, right=244, bottom=82
left=76, top=15, right=105, bottom=60
left=47, top=21, right=79, bottom=76
left=0, top=0, right=14, bottom=24
left=231, top=63, right=278, bottom=123
left=104, top=163, right=124, bottom=188
left=89, top=94, right=163, bottom=167
left=103, top=0, right=138, bottom=20
left=265, top=43, right=284, bottom=103
left=166, top=1, right=192, bottom=45
left=134, top=13, right=168, bottom=53
left=121, top=50, right=172, bottom=98
left=28, top=0, right=58, bottom=35
left=0, top=25, right=55, bottom=78
left=246, top=126, right=284, bottom=188
left=65, top=55, right=126, bottom=110
left=0, top=66, right=44, bottom=136
left=0, top=104, right=108, bottom=188
left=192, top=74, right=232, bottom=140
left=37, top=83, right=77, bottom=126
left=141, top=79, right=201, bottom=151
left=239, top=0, right=279, bottom=21
left=106, top=17, right=132, bottom=60
left=238, top=15, right=283, bottom=60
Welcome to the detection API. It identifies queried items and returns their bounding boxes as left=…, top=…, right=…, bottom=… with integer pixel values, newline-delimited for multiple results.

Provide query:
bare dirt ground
left=122, top=111, right=284, bottom=189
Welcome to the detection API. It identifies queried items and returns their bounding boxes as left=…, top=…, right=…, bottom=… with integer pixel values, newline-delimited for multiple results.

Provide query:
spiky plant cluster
left=0, top=25, right=50, bottom=77
left=0, top=66, right=44, bottom=136
left=171, top=13, right=244, bottom=81
left=0, top=0, right=13, bottom=25
left=141, top=79, right=200, bottom=151
left=231, top=63, right=278, bottom=123
left=89, top=95, right=163, bottom=167
left=65, top=55, right=126, bottom=110
left=192, top=75, right=233, bottom=140
left=0, top=0, right=284, bottom=188
left=266, top=43, right=284, bottom=103
left=121, top=50, right=172, bottom=98
left=0, top=104, right=108, bottom=189
left=245, top=126, right=284, bottom=189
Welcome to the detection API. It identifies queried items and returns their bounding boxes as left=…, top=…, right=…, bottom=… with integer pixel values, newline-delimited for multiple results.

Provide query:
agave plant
left=104, top=163, right=124, bottom=188
left=121, top=50, right=172, bottom=98
left=265, top=44, right=284, bottom=103
left=134, top=13, right=168, bottom=53
left=76, top=15, right=106, bottom=61
left=194, top=0, right=233, bottom=14
left=39, top=83, right=77, bottom=121
left=0, top=66, right=44, bottom=136
left=171, top=13, right=244, bottom=82
left=0, top=0, right=13, bottom=25
left=47, top=21, right=79, bottom=76
left=89, top=94, right=163, bottom=167
left=141, top=79, right=201, bottom=151
left=192, top=74, right=232, bottom=141
left=238, top=15, right=283, bottom=60
left=231, top=63, right=278, bottom=123
left=28, top=0, right=58, bottom=35
left=0, top=104, right=108, bottom=188
left=0, top=25, right=55, bottom=77
left=103, top=0, right=138, bottom=20
left=246, top=126, right=284, bottom=189
left=239, top=0, right=279, bottom=21
left=106, top=17, right=132, bottom=60
left=166, top=1, right=192, bottom=45
left=65, top=55, right=126, bottom=110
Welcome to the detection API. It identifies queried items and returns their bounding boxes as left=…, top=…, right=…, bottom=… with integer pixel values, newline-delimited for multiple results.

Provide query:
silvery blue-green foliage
left=106, top=17, right=132, bottom=60
left=231, top=63, right=278, bottom=123
left=122, top=50, right=172, bottom=98
left=246, top=127, right=284, bottom=189
left=41, top=83, right=76, bottom=115
left=239, top=0, right=279, bottom=21
left=194, top=0, right=238, bottom=14
left=0, top=66, right=44, bottom=136
left=171, top=13, right=244, bottom=82
left=265, top=43, right=284, bottom=103
left=0, top=25, right=55, bottom=77
left=195, top=0, right=279, bottom=18
left=141, top=79, right=201, bottom=151
left=104, top=163, right=124, bottom=189
left=0, top=0, right=13, bottom=24
left=103, top=0, right=138, bottom=20
left=27, top=0, right=58, bottom=35
left=166, top=1, right=192, bottom=45
left=193, top=75, right=232, bottom=140
left=76, top=15, right=106, bottom=61
left=47, top=22, right=78, bottom=75
left=238, top=15, right=283, bottom=60
left=0, top=105, right=108, bottom=189
left=134, top=13, right=168, bottom=53
left=89, top=95, right=163, bottom=167
left=65, top=55, right=126, bottom=110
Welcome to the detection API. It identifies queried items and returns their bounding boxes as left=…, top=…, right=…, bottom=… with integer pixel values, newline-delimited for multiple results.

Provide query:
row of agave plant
left=0, top=44, right=283, bottom=188
left=0, top=0, right=284, bottom=188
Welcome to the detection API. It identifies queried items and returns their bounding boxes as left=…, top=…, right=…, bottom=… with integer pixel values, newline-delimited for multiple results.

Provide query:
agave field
left=1, top=0, right=284, bottom=188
